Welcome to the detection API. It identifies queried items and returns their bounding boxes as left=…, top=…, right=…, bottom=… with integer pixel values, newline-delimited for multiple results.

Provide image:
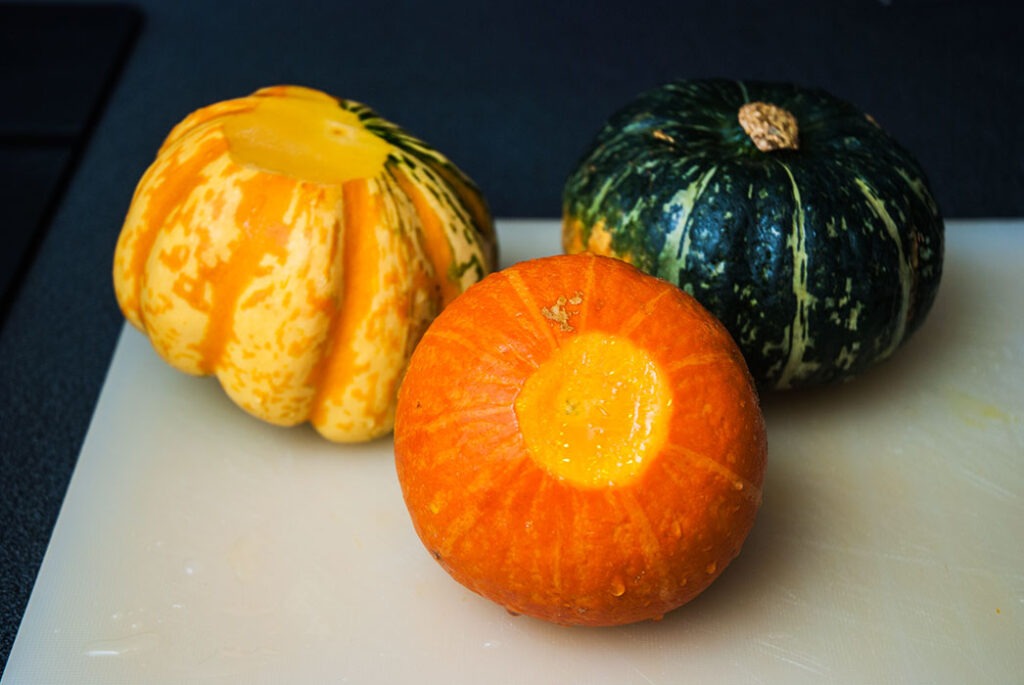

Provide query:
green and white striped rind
left=563, top=79, right=944, bottom=390
left=341, top=98, right=498, bottom=288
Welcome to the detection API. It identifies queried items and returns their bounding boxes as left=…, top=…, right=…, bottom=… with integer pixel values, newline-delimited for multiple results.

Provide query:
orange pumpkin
left=394, top=253, right=767, bottom=626
left=113, top=85, right=496, bottom=442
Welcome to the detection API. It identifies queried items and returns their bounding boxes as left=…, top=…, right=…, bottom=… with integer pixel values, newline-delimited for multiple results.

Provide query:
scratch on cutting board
left=957, top=465, right=1017, bottom=501
left=772, top=535, right=946, bottom=568
left=775, top=534, right=1024, bottom=587
left=631, top=665, right=657, bottom=684
left=754, top=637, right=829, bottom=676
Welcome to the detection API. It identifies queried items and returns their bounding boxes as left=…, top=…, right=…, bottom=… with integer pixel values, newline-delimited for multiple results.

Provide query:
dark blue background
left=69, top=0, right=1024, bottom=219
left=1, top=0, right=1021, bottom=671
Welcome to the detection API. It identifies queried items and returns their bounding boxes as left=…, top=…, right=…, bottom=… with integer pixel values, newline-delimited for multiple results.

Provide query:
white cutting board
left=3, top=219, right=1022, bottom=684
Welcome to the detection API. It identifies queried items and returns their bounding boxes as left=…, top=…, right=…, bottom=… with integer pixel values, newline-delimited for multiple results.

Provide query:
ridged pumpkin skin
left=395, top=254, right=766, bottom=627
left=563, top=79, right=944, bottom=390
left=114, top=85, right=496, bottom=442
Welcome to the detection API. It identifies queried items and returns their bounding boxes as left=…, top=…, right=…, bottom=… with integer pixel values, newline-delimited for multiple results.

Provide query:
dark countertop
left=1, top=0, right=1021, bottom=673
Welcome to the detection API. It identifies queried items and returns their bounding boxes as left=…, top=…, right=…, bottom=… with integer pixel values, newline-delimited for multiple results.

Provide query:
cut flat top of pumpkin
left=514, top=330, right=672, bottom=488
left=221, top=92, right=393, bottom=184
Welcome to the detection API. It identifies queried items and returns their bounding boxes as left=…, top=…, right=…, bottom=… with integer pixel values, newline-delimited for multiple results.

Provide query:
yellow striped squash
left=114, top=85, right=496, bottom=441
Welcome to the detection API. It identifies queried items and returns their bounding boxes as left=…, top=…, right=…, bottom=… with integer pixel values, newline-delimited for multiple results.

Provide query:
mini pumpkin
left=395, top=253, right=766, bottom=626
left=563, top=79, right=944, bottom=390
left=113, top=85, right=496, bottom=441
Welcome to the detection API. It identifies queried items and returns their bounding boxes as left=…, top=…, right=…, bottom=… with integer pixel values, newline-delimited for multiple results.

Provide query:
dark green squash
left=563, top=78, right=944, bottom=390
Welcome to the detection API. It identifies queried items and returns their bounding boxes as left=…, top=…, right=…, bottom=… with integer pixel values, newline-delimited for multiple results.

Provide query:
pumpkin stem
left=738, top=102, right=799, bottom=152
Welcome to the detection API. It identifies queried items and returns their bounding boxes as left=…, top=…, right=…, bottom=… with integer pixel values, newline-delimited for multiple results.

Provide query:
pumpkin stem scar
left=514, top=331, right=671, bottom=488
left=541, top=292, right=584, bottom=331
left=738, top=102, right=799, bottom=152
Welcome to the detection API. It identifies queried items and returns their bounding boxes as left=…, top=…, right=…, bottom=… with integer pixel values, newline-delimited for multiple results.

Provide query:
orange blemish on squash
left=158, top=244, right=191, bottom=271
left=563, top=218, right=634, bottom=265
left=240, top=284, right=275, bottom=309
left=170, top=274, right=209, bottom=313
left=561, top=216, right=585, bottom=254
left=207, top=189, right=227, bottom=222
left=301, top=277, right=336, bottom=319
left=586, top=220, right=617, bottom=257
